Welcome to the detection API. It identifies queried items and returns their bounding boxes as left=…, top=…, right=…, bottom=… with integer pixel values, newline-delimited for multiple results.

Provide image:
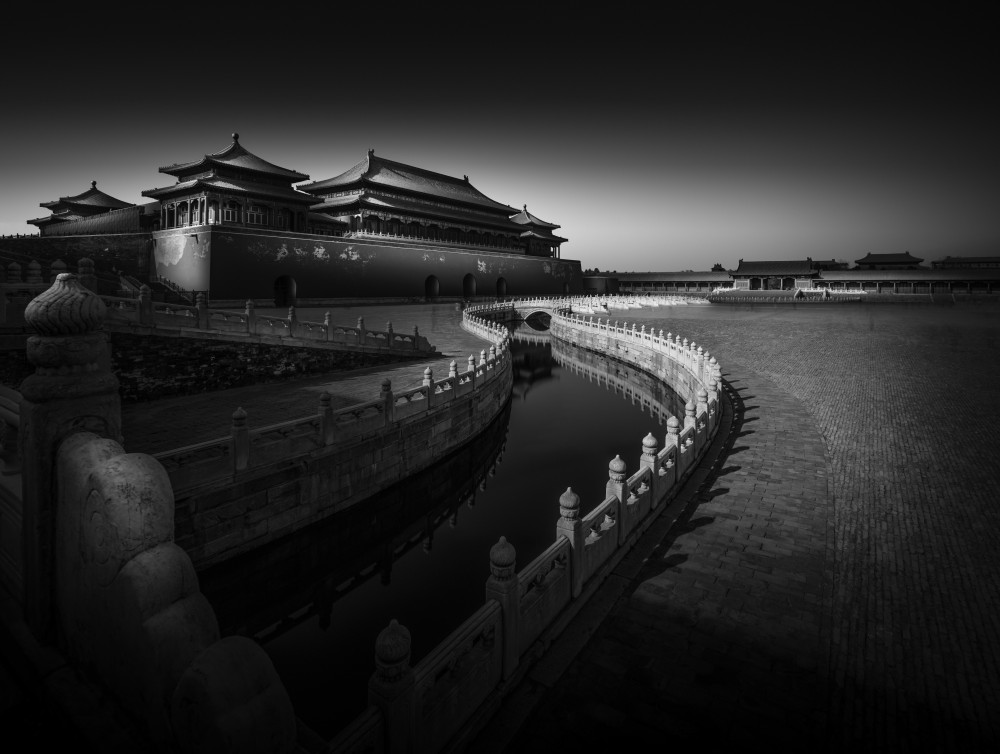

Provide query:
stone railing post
left=606, top=456, right=629, bottom=546
left=244, top=299, right=256, bottom=334
left=368, top=619, right=416, bottom=754
left=413, top=325, right=420, bottom=351
left=422, top=367, right=434, bottom=408
left=286, top=306, right=297, bottom=338
left=6, top=261, right=21, bottom=286
left=381, top=378, right=394, bottom=425
left=323, top=311, right=332, bottom=341
left=467, top=354, right=476, bottom=390
left=684, top=399, right=696, bottom=432
left=640, top=432, right=659, bottom=505
left=386, top=321, right=394, bottom=349
left=138, top=284, right=153, bottom=326
left=556, top=488, right=585, bottom=598
left=195, top=292, right=209, bottom=329
left=18, top=273, right=121, bottom=637
left=231, top=407, right=249, bottom=473
left=448, top=359, right=458, bottom=387
left=26, top=260, right=42, bottom=285
left=320, top=392, right=334, bottom=445
left=357, top=317, right=366, bottom=346
left=707, top=378, right=719, bottom=428
left=662, top=416, right=680, bottom=487
left=696, top=388, right=709, bottom=451
left=484, top=536, right=520, bottom=680
left=49, top=259, right=67, bottom=283
left=479, top=349, right=487, bottom=367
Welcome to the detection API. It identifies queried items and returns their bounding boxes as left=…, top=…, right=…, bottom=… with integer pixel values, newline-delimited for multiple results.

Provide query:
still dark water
left=199, top=317, right=683, bottom=738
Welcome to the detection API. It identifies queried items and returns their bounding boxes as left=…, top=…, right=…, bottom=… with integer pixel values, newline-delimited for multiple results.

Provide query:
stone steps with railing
left=99, top=288, right=437, bottom=356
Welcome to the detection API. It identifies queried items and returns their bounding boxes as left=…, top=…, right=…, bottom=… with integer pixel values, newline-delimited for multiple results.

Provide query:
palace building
left=297, top=149, right=567, bottom=257
left=19, top=135, right=582, bottom=303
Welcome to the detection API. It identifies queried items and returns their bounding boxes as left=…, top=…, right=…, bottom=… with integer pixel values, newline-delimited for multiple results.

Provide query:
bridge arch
left=274, top=275, right=297, bottom=307
left=425, top=275, right=440, bottom=299
left=463, top=273, right=477, bottom=299
left=496, top=277, right=508, bottom=298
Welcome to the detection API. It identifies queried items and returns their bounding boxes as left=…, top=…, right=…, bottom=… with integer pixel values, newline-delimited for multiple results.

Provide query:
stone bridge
left=486, top=294, right=712, bottom=329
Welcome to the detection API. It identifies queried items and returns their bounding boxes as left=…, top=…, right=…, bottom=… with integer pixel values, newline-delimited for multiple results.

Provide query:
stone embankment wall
left=327, top=300, right=723, bottom=754
left=163, top=316, right=512, bottom=569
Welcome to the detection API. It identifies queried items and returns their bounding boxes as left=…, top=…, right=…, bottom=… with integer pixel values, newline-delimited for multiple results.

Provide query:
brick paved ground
left=486, top=302, right=1000, bottom=752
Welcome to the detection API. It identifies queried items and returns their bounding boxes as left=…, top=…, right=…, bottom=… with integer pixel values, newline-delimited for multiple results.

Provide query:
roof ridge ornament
left=91, top=180, right=97, bottom=189
left=232, top=132, right=240, bottom=143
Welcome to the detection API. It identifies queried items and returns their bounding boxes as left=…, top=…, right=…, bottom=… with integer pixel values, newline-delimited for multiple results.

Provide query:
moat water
left=198, top=307, right=685, bottom=738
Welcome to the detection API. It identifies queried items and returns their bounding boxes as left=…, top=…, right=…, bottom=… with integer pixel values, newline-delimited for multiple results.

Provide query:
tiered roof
left=299, top=150, right=519, bottom=216
left=29, top=181, right=134, bottom=228
left=855, top=252, right=923, bottom=266
left=310, top=193, right=524, bottom=232
left=732, top=259, right=817, bottom=276
left=142, top=134, right=315, bottom=206
left=509, top=204, right=567, bottom=243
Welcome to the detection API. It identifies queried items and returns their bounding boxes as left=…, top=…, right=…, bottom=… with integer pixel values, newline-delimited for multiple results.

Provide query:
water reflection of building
left=549, top=337, right=684, bottom=424
left=510, top=325, right=557, bottom=401
left=197, top=400, right=511, bottom=643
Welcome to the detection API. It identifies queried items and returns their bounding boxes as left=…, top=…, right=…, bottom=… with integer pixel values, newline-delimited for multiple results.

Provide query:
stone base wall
left=109, top=332, right=410, bottom=403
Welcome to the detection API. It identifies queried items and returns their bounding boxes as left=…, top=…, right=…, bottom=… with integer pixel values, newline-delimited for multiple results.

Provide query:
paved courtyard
left=479, top=302, right=1000, bottom=752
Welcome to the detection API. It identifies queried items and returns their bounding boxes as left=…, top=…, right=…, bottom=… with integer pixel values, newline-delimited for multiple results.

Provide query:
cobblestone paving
left=499, top=303, right=1000, bottom=752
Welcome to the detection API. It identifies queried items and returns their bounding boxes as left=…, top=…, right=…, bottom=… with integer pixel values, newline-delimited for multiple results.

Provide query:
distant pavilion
left=854, top=252, right=924, bottom=270
left=28, top=182, right=142, bottom=236
left=141, top=134, right=330, bottom=236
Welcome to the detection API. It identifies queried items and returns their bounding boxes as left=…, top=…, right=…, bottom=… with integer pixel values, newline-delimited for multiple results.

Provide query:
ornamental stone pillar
left=556, top=487, right=584, bottom=598
left=422, top=367, right=434, bottom=408
left=640, top=432, right=659, bottom=507
left=485, top=536, right=520, bottom=680
left=19, top=273, right=121, bottom=638
left=138, top=284, right=152, bottom=326
left=368, top=619, right=416, bottom=754
left=320, top=392, right=334, bottom=445
left=665, top=416, right=681, bottom=482
left=381, top=378, right=394, bottom=426
left=196, top=292, right=209, bottom=329
left=607, top=456, right=629, bottom=546
left=245, top=299, right=257, bottom=335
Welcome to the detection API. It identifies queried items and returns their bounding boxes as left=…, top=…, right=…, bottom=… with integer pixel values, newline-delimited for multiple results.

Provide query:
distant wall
left=0, top=233, right=153, bottom=277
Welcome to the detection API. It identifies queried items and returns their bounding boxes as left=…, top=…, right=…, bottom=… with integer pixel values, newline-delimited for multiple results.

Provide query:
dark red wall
left=154, top=228, right=581, bottom=300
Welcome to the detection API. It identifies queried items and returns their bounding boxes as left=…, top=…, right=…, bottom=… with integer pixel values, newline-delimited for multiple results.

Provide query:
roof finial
left=523, top=204, right=527, bottom=212
left=232, top=132, right=240, bottom=143
left=464, top=175, right=468, bottom=182
left=368, top=147, right=374, bottom=157
left=91, top=180, right=97, bottom=189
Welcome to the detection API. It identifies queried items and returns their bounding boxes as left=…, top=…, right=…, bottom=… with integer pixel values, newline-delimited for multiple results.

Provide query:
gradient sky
left=2, top=10, right=997, bottom=272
